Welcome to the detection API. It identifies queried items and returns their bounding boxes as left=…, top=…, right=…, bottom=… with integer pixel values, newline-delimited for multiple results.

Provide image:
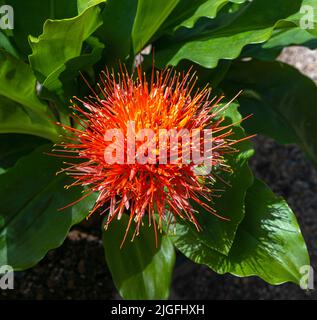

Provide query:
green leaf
left=0, top=144, right=97, bottom=270
left=0, top=51, right=49, bottom=114
left=6, top=0, right=78, bottom=55
left=132, top=0, right=181, bottom=54
left=0, top=51, right=59, bottom=141
left=173, top=179, right=310, bottom=286
left=223, top=59, right=317, bottom=167
left=287, top=0, right=317, bottom=35
left=77, top=0, right=106, bottom=14
left=174, top=102, right=253, bottom=256
left=243, top=28, right=317, bottom=61
left=42, top=36, right=105, bottom=101
left=150, top=0, right=246, bottom=40
left=176, top=0, right=247, bottom=29
left=172, top=59, right=232, bottom=90
left=0, top=133, right=47, bottom=170
left=95, top=0, right=138, bottom=64
left=0, top=97, right=58, bottom=141
left=155, top=0, right=303, bottom=68
left=0, top=31, right=19, bottom=58
left=102, top=215, right=175, bottom=299
left=28, top=4, right=103, bottom=96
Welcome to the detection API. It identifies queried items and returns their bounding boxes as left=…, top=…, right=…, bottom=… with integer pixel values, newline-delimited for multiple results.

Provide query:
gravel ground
left=1, top=47, right=317, bottom=300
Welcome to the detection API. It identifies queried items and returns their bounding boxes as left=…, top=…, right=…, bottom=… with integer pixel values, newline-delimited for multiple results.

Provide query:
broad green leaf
left=242, top=28, right=317, bottom=61
left=103, top=215, right=175, bottom=300
left=155, top=0, right=303, bottom=68
left=173, top=102, right=253, bottom=256
left=0, top=31, right=19, bottom=58
left=6, top=0, right=78, bottom=55
left=42, top=36, right=105, bottom=101
left=28, top=4, right=103, bottom=91
left=173, top=179, right=310, bottom=286
left=0, top=145, right=97, bottom=270
left=0, top=51, right=49, bottom=114
left=223, top=59, right=317, bottom=167
left=177, top=0, right=247, bottom=29
left=132, top=0, right=181, bottom=53
left=95, top=0, right=137, bottom=66
left=173, top=59, right=232, bottom=90
left=148, top=0, right=246, bottom=41
left=0, top=97, right=58, bottom=141
left=287, top=0, right=317, bottom=35
left=0, top=51, right=59, bottom=141
left=0, top=133, right=47, bottom=170
left=155, top=0, right=210, bottom=36
left=159, top=0, right=246, bottom=34
left=77, top=0, right=106, bottom=14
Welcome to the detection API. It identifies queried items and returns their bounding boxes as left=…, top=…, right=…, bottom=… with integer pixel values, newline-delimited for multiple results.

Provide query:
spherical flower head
left=55, top=66, right=242, bottom=246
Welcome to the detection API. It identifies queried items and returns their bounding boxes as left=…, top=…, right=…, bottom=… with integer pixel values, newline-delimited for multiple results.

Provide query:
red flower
left=54, top=66, right=245, bottom=246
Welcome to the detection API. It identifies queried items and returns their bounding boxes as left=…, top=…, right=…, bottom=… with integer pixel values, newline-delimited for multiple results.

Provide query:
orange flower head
left=55, top=66, right=240, bottom=245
